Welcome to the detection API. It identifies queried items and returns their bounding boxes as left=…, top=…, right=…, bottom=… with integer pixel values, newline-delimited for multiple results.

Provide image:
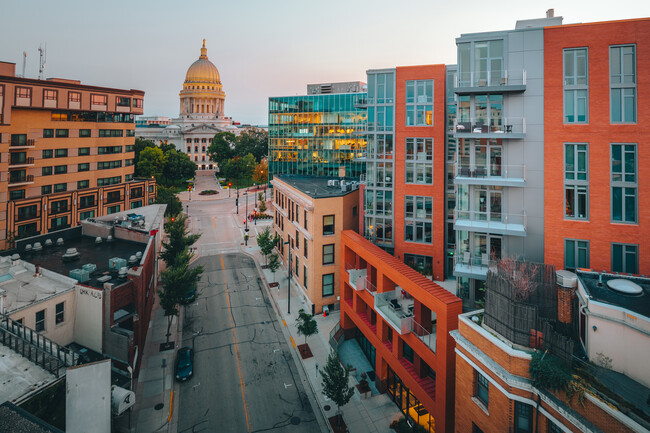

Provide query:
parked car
left=175, top=347, right=193, bottom=382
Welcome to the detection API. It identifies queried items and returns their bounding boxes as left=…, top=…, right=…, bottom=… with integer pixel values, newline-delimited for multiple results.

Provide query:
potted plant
left=357, top=372, right=371, bottom=398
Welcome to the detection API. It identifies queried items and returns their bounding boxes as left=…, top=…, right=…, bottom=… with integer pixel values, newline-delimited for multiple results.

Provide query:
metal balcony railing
left=453, top=117, right=526, bottom=135
left=455, top=163, right=526, bottom=181
left=454, top=209, right=527, bottom=236
left=9, top=157, right=35, bottom=167
left=456, top=69, right=527, bottom=88
left=8, top=174, right=34, bottom=185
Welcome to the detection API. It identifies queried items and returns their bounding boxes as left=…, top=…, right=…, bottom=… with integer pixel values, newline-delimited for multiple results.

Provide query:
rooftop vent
left=33, top=242, right=42, bottom=252
left=62, top=248, right=81, bottom=262
left=24, top=244, right=32, bottom=252
left=118, top=267, right=128, bottom=278
left=44, top=239, right=53, bottom=247
left=56, top=238, right=64, bottom=246
left=95, top=237, right=103, bottom=244
left=606, top=279, right=643, bottom=295
left=107, top=235, right=114, bottom=243
left=556, top=270, right=578, bottom=288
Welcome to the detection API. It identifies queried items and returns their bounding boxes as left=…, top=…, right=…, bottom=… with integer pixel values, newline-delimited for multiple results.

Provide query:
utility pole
left=284, top=241, right=291, bottom=314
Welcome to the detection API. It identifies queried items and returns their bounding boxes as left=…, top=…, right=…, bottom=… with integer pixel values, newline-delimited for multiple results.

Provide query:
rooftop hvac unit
left=69, top=268, right=90, bottom=283
left=109, top=257, right=127, bottom=270
left=327, top=180, right=334, bottom=187
left=556, top=270, right=578, bottom=288
left=333, top=180, right=340, bottom=187
left=82, top=263, right=97, bottom=274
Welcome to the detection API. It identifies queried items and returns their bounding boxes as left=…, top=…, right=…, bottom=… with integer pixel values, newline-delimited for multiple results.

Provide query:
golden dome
left=184, top=40, right=221, bottom=84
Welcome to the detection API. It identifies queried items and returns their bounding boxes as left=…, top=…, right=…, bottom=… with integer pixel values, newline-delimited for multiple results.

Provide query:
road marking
left=220, top=254, right=225, bottom=270
left=289, top=336, right=296, bottom=348
left=213, top=217, right=216, bottom=228
left=284, top=383, right=293, bottom=389
left=282, top=319, right=287, bottom=327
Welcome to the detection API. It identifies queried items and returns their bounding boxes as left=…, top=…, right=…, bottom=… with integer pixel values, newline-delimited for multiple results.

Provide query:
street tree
left=136, top=146, right=165, bottom=179
left=252, top=159, right=268, bottom=186
left=160, top=214, right=201, bottom=267
left=155, top=185, right=183, bottom=217
left=162, top=149, right=196, bottom=186
left=268, top=253, right=280, bottom=283
left=320, top=351, right=354, bottom=428
left=256, top=227, right=271, bottom=264
left=257, top=192, right=267, bottom=214
left=296, top=309, right=319, bottom=344
left=239, top=153, right=257, bottom=182
left=236, top=127, right=268, bottom=162
left=159, top=260, right=204, bottom=343
left=208, top=132, right=236, bottom=168
left=134, top=138, right=156, bottom=162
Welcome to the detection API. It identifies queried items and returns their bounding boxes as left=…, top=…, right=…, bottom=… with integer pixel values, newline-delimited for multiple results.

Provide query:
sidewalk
left=241, top=219, right=402, bottom=433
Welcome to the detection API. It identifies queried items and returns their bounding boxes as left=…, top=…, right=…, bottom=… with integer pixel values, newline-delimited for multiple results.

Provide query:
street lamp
left=245, top=191, right=249, bottom=231
left=283, top=241, right=291, bottom=314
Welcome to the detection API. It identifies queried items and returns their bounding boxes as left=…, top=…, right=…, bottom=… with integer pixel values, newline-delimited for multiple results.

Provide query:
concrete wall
left=9, top=289, right=76, bottom=346
left=73, top=285, right=103, bottom=353
left=66, top=359, right=111, bottom=433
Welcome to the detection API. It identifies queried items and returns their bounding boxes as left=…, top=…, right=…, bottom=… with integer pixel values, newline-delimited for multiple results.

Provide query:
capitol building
left=135, top=40, right=242, bottom=170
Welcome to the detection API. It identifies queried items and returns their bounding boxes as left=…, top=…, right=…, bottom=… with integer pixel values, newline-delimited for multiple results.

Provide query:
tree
left=296, top=309, right=318, bottom=344
left=257, top=192, right=267, bottom=214
left=136, top=146, right=165, bottom=179
left=208, top=132, right=236, bottom=169
left=156, top=185, right=183, bottom=217
left=159, top=142, right=176, bottom=153
left=134, top=138, right=156, bottom=163
left=268, top=253, right=280, bottom=283
left=159, top=259, right=204, bottom=343
left=256, top=227, right=272, bottom=265
left=239, top=153, right=257, bottom=182
left=162, top=149, right=196, bottom=186
left=320, top=351, right=354, bottom=428
left=237, top=127, right=268, bottom=162
left=252, top=159, right=268, bottom=186
left=160, top=214, right=201, bottom=267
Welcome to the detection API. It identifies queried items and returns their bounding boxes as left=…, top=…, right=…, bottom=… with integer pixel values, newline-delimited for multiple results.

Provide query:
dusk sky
left=2, top=0, right=649, bottom=125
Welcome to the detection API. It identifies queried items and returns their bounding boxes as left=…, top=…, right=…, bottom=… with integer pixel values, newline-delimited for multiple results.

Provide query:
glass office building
left=268, top=89, right=367, bottom=180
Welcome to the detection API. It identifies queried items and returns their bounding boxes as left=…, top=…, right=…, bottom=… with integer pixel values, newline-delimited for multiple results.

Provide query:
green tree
left=160, top=214, right=201, bottom=267
left=236, top=127, right=268, bottom=162
left=136, top=146, right=165, bottom=179
left=162, top=149, right=196, bottom=186
left=252, top=159, right=268, bottom=186
left=268, top=253, right=280, bottom=283
left=256, top=227, right=271, bottom=264
left=257, top=192, right=267, bottom=214
left=239, top=153, right=257, bottom=181
left=134, top=138, right=156, bottom=162
left=159, top=142, right=176, bottom=153
left=208, top=132, right=236, bottom=169
left=156, top=185, right=183, bottom=217
left=159, top=260, right=204, bottom=343
left=296, top=309, right=318, bottom=344
left=320, top=351, right=354, bottom=428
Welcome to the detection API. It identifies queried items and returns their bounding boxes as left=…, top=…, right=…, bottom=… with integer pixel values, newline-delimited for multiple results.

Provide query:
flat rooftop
left=577, top=271, right=650, bottom=319
left=0, top=345, right=55, bottom=406
left=0, top=402, right=63, bottom=433
left=273, top=175, right=360, bottom=199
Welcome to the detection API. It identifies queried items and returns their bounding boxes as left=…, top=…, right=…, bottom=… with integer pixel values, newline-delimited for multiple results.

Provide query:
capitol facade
left=135, top=40, right=242, bottom=170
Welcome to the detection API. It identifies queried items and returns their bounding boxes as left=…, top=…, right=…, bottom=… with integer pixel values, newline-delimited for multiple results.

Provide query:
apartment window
left=323, top=244, right=335, bottom=265
left=54, top=165, right=67, bottom=174
left=323, top=215, right=335, bottom=235
left=303, top=265, right=308, bottom=289
left=35, top=310, right=45, bottom=332
left=514, top=402, right=532, bottom=433
left=476, top=372, right=489, bottom=407
left=563, top=48, right=588, bottom=123
left=98, top=160, right=122, bottom=170
left=44, top=89, right=57, bottom=101
left=41, top=185, right=52, bottom=195
left=78, top=163, right=90, bottom=172
left=405, top=80, right=433, bottom=126
left=99, top=129, right=123, bottom=138
left=322, top=273, right=334, bottom=297
left=125, top=145, right=134, bottom=152
left=54, top=183, right=67, bottom=193
left=564, top=143, right=588, bottom=219
left=68, top=92, right=81, bottom=103
left=565, top=239, right=589, bottom=272
left=402, top=342, right=414, bottom=363
left=611, top=144, right=637, bottom=223
left=79, top=130, right=91, bottom=138
left=55, top=129, right=69, bottom=138
left=77, top=180, right=89, bottom=189
left=610, top=45, right=636, bottom=123
left=91, top=94, right=108, bottom=105
left=80, top=210, right=94, bottom=220
left=43, top=128, right=54, bottom=138
left=125, top=174, right=133, bottom=182
left=42, top=166, right=53, bottom=176
left=79, top=195, right=95, bottom=209
left=304, top=210, right=307, bottom=228
left=116, top=96, right=130, bottom=107
left=612, top=243, right=638, bottom=274
left=78, top=147, right=90, bottom=155
left=9, top=189, right=25, bottom=200
left=303, top=238, right=308, bottom=258
left=405, top=138, right=433, bottom=184
left=55, top=302, right=64, bottom=324
left=98, top=145, right=122, bottom=154
left=43, top=149, right=53, bottom=159
left=295, top=255, right=299, bottom=276
left=55, top=148, right=68, bottom=157
left=50, top=216, right=68, bottom=231
left=405, top=196, right=432, bottom=243
left=472, top=424, right=485, bottom=433
left=16, top=87, right=31, bottom=99
left=133, top=98, right=143, bottom=108
left=107, top=205, right=121, bottom=214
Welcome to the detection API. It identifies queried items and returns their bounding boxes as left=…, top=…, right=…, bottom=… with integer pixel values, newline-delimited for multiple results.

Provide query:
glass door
left=475, top=188, right=488, bottom=221
left=489, top=190, right=502, bottom=222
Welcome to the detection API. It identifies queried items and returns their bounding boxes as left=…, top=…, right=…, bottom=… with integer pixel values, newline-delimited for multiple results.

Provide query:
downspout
left=535, top=350, right=548, bottom=433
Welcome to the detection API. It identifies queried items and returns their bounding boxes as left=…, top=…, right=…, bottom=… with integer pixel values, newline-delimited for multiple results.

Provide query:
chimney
left=556, top=270, right=577, bottom=324
left=546, top=8, right=554, bottom=18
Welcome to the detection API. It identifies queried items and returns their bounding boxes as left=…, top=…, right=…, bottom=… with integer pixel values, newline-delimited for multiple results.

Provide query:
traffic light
left=235, top=198, right=239, bottom=206
left=170, top=216, right=176, bottom=222
left=228, top=182, right=232, bottom=187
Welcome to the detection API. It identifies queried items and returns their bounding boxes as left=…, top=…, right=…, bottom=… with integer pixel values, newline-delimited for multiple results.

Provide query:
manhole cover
left=154, top=403, right=164, bottom=411
left=290, top=417, right=301, bottom=425
left=323, top=405, right=331, bottom=411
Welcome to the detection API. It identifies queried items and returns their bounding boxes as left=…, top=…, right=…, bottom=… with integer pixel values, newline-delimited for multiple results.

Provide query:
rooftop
left=0, top=345, right=55, bottom=405
left=577, top=270, right=650, bottom=319
left=0, top=402, right=63, bottom=433
left=273, top=175, right=361, bottom=199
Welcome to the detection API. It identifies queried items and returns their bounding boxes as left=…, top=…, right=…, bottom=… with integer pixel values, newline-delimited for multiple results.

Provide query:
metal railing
left=453, top=117, right=526, bottom=135
left=407, top=317, right=437, bottom=353
left=8, top=174, right=34, bottom=185
left=455, top=163, right=526, bottom=181
left=9, top=157, right=35, bottom=166
left=454, top=209, right=527, bottom=230
left=456, top=69, right=527, bottom=88
left=454, top=251, right=495, bottom=271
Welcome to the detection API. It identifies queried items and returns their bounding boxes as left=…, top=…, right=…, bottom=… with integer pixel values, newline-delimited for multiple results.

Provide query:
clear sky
left=1, top=0, right=649, bottom=125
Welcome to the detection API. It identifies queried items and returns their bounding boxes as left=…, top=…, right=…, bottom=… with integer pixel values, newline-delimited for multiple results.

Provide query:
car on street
left=175, top=346, right=193, bottom=382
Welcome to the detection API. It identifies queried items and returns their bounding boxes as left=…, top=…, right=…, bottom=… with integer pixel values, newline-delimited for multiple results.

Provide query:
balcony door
left=474, top=188, right=502, bottom=221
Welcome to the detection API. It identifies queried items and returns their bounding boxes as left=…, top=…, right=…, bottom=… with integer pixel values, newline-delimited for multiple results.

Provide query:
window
left=44, top=89, right=57, bottom=100
left=78, top=147, right=90, bottom=155
left=322, top=273, right=334, bottom=297
left=78, top=163, right=90, bottom=172
left=303, top=265, right=308, bottom=289
left=91, top=94, right=108, bottom=105
left=98, top=145, right=122, bottom=154
left=323, top=215, right=335, bottom=235
left=472, top=424, right=485, bottom=433
left=11, top=134, right=27, bottom=146
left=610, top=45, right=636, bottom=123
left=548, top=423, right=563, bottom=433
left=55, top=148, right=68, bottom=157
left=54, top=183, right=67, bottom=193
left=50, top=215, right=68, bottom=231
left=295, top=255, right=299, bottom=276
left=79, top=195, right=95, bottom=209
left=303, top=238, right=308, bottom=258
left=16, top=87, right=31, bottom=99
left=107, top=205, right=121, bottom=214
left=42, top=166, right=53, bottom=176
left=98, top=160, right=122, bottom=170
left=79, top=130, right=91, bottom=138
left=41, top=185, right=52, bottom=195
left=565, top=239, right=589, bottom=272
left=99, top=129, right=123, bottom=137
left=77, top=180, right=89, bottom=189
left=125, top=145, right=134, bottom=152
left=611, top=144, right=637, bottom=223
left=116, top=96, right=130, bottom=107
left=35, top=310, right=45, bottom=332
left=612, top=243, right=638, bottom=274
left=514, top=402, right=532, bottom=433
left=133, top=98, right=143, bottom=108
left=564, top=48, right=588, bottom=123
left=80, top=210, right=94, bottom=220
left=405, top=196, right=432, bottom=243
left=402, top=342, right=414, bottom=363
left=42, top=149, right=53, bottom=158
left=564, top=143, right=588, bottom=219
left=55, top=302, right=64, bottom=324
left=9, top=189, right=25, bottom=200
left=43, top=128, right=54, bottom=138
left=405, top=138, right=433, bottom=184
left=476, top=372, right=489, bottom=407
left=405, top=80, right=433, bottom=126
left=68, top=92, right=81, bottom=103
left=55, top=129, right=69, bottom=138
left=323, top=244, right=335, bottom=265
left=54, top=165, right=67, bottom=174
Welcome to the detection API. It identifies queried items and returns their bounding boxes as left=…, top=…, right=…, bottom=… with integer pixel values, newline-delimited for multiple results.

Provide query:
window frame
left=563, top=48, right=589, bottom=124
left=35, top=309, right=45, bottom=332
left=610, top=44, right=637, bottom=123
left=564, top=143, right=589, bottom=220
left=610, top=143, right=637, bottom=223
left=405, top=138, right=434, bottom=184
left=322, top=273, right=334, bottom=297
left=55, top=302, right=64, bottom=325
left=514, top=401, right=533, bottom=433
left=476, top=371, right=489, bottom=407
left=564, top=239, right=589, bottom=272
left=322, top=244, right=335, bottom=265
left=323, top=215, right=335, bottom=235
left=611, top=243, right=638, bottom=274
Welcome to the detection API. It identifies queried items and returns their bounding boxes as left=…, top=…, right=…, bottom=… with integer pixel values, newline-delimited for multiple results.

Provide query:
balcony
left=375, top=289, right=414, bottom=335
left=8, top=174, right=34, bottom=186
left=454, top=210, right=526, bottom=237
left=453, top=118, right=525, bottom=139
left=8, top=157, right=35, bottom=168
left=453, top=252, right=494, bottom=280
left=455, top=69, right=526, bottom=94
left=454, top=163, right=525, bottom=187
left=407, top=317, right=437, bottom=354
left=346, top=262, right=367, bottom=291
left=10, top=139, right=35, bottom=148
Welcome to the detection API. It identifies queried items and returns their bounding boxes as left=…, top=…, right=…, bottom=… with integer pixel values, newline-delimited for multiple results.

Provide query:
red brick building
left=340, top=230, right=462, bottom=433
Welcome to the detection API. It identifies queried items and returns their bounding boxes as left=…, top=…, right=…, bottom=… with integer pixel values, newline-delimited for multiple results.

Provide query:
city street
left=177, top=175, right=318, bottom=433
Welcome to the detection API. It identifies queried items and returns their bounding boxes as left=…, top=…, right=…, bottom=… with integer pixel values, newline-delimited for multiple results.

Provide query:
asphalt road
left=177, top=250, right=317, bottom=432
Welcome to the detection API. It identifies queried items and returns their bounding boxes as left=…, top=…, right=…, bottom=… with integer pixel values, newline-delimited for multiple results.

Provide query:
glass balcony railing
left=455, top=163, right=526, bottom=183
left=346, top=262, right=367, bottom=291
left=453, top=117, right=526, bottom=135
left=454, top=209, right=527, bottom=236
left=456, top=69, right=527, bottom=88
left=453, top=251, right=495, bottom=279
left=407, top=317, right=437, bottom=354
left=375, top=289, right=414, bottom=335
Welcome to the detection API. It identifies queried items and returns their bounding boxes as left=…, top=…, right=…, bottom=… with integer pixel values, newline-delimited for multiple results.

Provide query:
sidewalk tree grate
left=324, top=405, right=331, bottom=411
left=159, top=342, right=175, bottom=352
left=154, top=403, right=164, bottom=411
left=290, top=417, right=301, bottom=425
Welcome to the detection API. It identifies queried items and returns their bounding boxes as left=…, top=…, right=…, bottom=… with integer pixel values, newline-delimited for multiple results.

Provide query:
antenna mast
left=21, top=52, right=27, bottom=78
left=38, top=43, right=47, bottom=80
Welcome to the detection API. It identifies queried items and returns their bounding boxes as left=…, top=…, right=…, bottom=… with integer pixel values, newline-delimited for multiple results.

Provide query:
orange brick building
left=0, top=61, right=155, bottom=249
left=341, top=230, right=462, bottom=433
left=544, top=18, right=650, bottom=275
